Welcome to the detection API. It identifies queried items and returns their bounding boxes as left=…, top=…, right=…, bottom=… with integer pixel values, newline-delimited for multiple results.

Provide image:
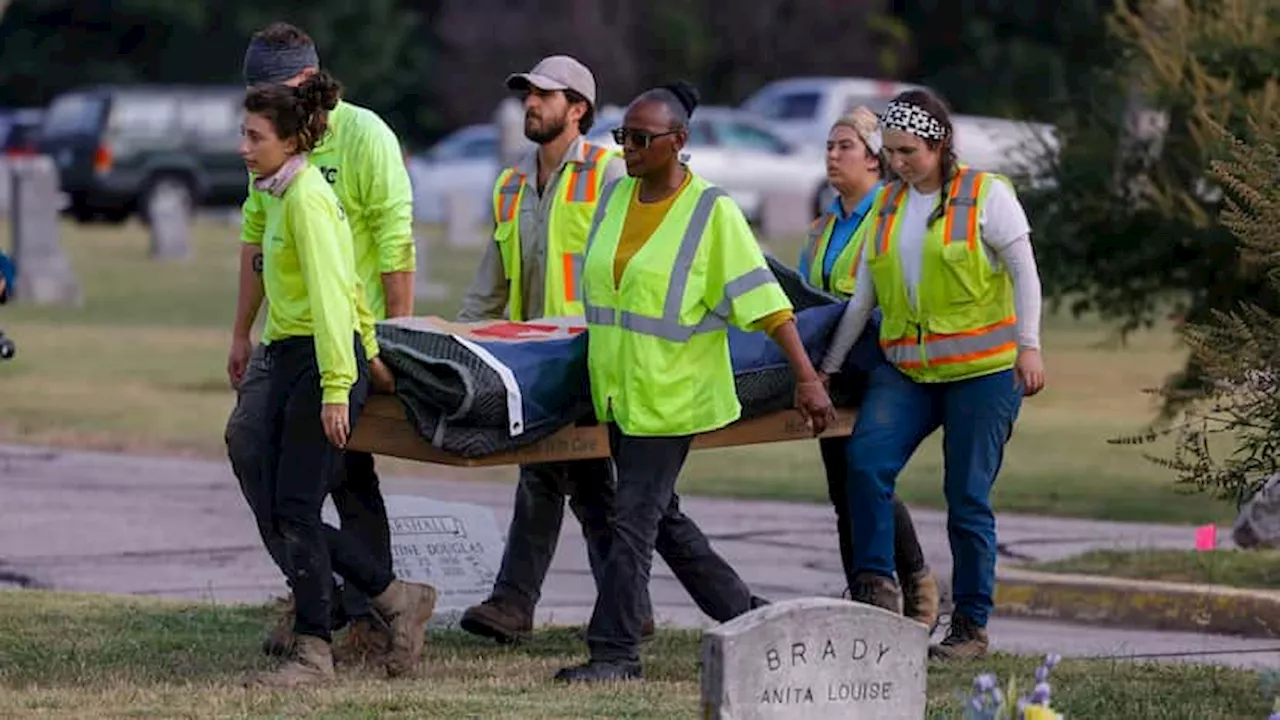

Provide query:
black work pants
left=586, top=426, right=755, bottom=664
left=258, top=335, right=394, bottom=641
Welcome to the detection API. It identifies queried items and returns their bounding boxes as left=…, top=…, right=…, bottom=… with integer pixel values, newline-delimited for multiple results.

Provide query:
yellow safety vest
left=865, top=167, right=1019, bottom=383
left=802, top=212, right=864, bottom=299
left=582, top=173, right=793, bottom=437
left=491, top=142, right=616, bottom=321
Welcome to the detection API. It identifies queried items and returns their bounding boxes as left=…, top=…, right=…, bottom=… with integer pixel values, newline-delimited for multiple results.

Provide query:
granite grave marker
left=701, top=597, right=928, bottom=720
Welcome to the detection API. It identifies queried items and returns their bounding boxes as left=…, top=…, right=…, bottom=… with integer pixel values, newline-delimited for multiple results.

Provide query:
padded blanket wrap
left=373, top=255, right=883, bottom=458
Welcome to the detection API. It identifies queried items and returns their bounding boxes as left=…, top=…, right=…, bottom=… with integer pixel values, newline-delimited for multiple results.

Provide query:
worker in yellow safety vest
left=456, top=56, right=643, bottom=646
left=798, top=106, right=939, bottom=631
left=553, top=80, right=836, bottom=684
left=819, top=89, right=1047, bottom=661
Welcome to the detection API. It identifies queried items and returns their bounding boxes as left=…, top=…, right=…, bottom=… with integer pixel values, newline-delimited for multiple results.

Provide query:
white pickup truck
left=740, top=76, right=1059, bottom=190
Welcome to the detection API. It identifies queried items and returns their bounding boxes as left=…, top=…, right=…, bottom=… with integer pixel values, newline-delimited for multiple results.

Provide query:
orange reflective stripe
left=566, top=144, right=607, bottom=204
left=497, top=170, right=525, bottom=221
left=880, top=316, right=1017, bottom=368
left=562, top=251, right=584, bottom=303
left=872, top=184, right=908, bottom=255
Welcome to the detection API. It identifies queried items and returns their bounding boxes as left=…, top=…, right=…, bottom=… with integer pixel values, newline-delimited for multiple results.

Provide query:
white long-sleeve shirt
left=820, top=179, right=1043, bottom=375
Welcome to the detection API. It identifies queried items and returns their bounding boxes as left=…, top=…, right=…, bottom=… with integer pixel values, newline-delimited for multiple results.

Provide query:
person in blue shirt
left=799, top=107, right=939, bottom=631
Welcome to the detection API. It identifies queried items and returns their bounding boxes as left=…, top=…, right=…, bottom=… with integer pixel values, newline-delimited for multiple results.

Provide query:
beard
left=524, top=112, right=568, bottom=144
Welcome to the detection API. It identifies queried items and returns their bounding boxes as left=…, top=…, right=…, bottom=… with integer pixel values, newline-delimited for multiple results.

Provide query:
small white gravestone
left=444, top=191, right=485, bottom=248
left=323, top=494, right=504, bottom=628
left=701, top=597, right=928, bottom=720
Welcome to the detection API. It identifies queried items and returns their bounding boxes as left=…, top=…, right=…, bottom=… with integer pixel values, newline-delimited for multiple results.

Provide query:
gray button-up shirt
left=457, top=135, right=627, bottom=322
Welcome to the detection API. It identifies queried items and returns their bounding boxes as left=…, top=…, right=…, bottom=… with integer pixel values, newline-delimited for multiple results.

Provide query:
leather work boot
left=929, top=613, right=990, bottom=661
left=261, top=595, right=297, bottom=658
left=461, top=596, right=534, bottom=645
left=371, top=580, right=439, bottom=678
left=901, top=568, right=941, bottom=632
left=849, top=572, right=903, bottom=614
left=332, top=614, right=393, bottom=667
left=248, top=634, right=334, bottom=688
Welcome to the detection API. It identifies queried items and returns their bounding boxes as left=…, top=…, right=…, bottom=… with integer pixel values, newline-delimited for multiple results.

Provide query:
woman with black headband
left=237, top=72, right=437, bottom=687
left=554, top=80, right=835, bottom=683
left=817, top=89, right=1045, bottom=660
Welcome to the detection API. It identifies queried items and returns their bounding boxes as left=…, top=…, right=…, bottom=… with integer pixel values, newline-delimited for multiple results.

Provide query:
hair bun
left=662, top=80, right=700, bottom=117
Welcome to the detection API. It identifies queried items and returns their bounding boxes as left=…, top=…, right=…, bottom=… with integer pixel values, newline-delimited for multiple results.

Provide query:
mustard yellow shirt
left=614, top=171, right=792, bottom=333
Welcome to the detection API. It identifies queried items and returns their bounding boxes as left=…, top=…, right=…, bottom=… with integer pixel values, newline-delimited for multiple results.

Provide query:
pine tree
left=1119, top=110, right=1280, bottom=504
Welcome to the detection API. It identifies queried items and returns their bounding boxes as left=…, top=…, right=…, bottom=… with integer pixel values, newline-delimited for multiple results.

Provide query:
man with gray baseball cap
left=456, top=55, right=637, bottom=645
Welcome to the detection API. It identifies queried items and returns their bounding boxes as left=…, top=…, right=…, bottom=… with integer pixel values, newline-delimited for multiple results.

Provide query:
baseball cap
left=506, top=55, right=596, bottom=108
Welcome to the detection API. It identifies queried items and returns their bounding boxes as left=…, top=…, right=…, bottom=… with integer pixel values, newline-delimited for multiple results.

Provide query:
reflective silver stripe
left=585, top=185, right=778, bottom=344
left=567, top=252, right=584, bottom=301
left=803, top=213, right=831, bottom=271
left=662, top=188, right=729, bottom=321
left=924, top=321, right=1017, bottom=361
left=946, top=170, right=981, bottom=244
left=710, top=266, right=778, bottom=320
left=496, top=171, right=523, bottom=221
left=881, top=320, right=1017, bottom=367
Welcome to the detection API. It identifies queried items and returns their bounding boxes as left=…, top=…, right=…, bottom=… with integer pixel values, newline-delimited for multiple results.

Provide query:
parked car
left=741, top=76, right=1059, bottom=189
left=410, top=106, right=830, bottom=226
left=37, top=84, right=248, bottom=224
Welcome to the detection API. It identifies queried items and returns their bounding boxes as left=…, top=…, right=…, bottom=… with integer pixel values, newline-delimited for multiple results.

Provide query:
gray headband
left=881, top=101, right=947, bottom=141
left=243, top=40, right=319, bottom=86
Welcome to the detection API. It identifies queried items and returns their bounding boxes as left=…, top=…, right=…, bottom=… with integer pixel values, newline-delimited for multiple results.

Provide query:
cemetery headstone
left=9, top=155, right=81, bottom=306
left=323, top=493, right=504, bottom=628
left=444, top=191, right=485, bottom=248
left=146, top=180, right=192, bottom=261
left=701, top=597, right=928, bottom=720
left=0, top=158, right=12, bottom=217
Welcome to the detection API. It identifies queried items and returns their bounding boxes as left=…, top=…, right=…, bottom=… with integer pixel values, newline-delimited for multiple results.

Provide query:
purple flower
left=1035, top=665, right=1049, bottom=682
left=1017, top=697, right=1029, bottom=714
left=974, top=673, right=998, bottom=693
left=970, top=696, right=985, bottom=712
left=1268, top=714, right=1280, bottom=720
left=1044, top=653, right=1061, bottom=669
left=1031, top=682, right=1052, bottom=704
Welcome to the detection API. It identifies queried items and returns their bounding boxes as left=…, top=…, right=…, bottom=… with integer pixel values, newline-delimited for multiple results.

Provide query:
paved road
left=1, top=443, right=1275, bottom=671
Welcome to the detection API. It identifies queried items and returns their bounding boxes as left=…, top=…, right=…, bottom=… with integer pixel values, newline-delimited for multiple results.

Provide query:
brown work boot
left=332, top=615, right=393, bottom=667
left=460, top=596, right=534, bottom=645
left=247, top=634, right=334, bottom=688
left=849, top=572, right=903, bottom=614
left=901, top=568, right=941, bottom=631
left=261, top=594, right=296, bottom=657
left=929, top=613, right=990, bottom=661
left=372, top=579, right=438, bottom=678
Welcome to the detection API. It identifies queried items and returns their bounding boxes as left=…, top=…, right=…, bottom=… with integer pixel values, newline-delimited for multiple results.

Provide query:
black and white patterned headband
left=881, top=101, right=947, bottom=141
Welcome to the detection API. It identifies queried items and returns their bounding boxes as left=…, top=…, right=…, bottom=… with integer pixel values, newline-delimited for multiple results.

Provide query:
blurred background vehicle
left=37, top=84, right=247, bottom=224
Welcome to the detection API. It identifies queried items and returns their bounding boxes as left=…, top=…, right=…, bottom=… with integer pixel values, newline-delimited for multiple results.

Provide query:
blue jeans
left=846, top=363, right=1022, bottom=626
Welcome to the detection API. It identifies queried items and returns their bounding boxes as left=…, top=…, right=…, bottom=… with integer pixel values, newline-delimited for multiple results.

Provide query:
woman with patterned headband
left=797, top=107, right=940, bottom=631
left=816, top=89, right=1045, bottom=660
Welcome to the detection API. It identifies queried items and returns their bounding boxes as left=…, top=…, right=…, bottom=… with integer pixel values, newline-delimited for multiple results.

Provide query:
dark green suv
left=37, top=84, right=249, bottom=224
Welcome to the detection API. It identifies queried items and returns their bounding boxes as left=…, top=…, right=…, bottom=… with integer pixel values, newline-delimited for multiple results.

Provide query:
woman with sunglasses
left=554, top=80, right=836, bottom=684
left=799, top=107, right=939, bottom=631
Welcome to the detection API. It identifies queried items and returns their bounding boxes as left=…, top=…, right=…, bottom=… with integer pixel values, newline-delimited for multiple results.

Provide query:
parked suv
left=37, top=84, right=248, bottom=224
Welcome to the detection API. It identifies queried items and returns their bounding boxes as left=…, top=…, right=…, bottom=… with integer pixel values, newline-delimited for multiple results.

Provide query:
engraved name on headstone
left=701, top=597, right=928, bottom=720
left=323, top=494, right=503, bottom=628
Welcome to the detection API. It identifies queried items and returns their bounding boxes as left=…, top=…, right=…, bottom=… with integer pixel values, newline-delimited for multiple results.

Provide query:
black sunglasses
left=611, top=127, right=681, bottom=149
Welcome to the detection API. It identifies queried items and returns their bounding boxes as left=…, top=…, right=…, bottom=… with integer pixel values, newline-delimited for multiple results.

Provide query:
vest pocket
left=494, top=222, right=517, bottom=281
left=939, top=242, right=985, bottom=304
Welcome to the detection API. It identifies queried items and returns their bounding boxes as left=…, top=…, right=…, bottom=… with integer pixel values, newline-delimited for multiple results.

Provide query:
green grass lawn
left=1030, top=548, right=1280, bottom=590
left=0, top=218, right=1235, bottom=524
left=0, top=589, right=1270, bottom=718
